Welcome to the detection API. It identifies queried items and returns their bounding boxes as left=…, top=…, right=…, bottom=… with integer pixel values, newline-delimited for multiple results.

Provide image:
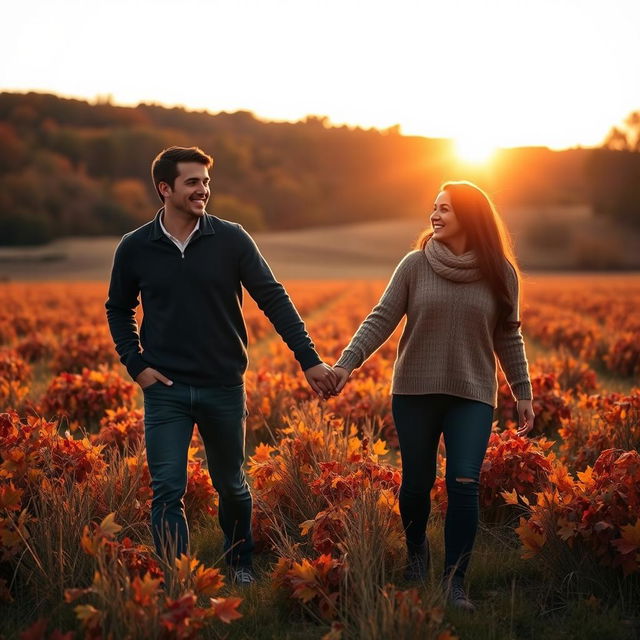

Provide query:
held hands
left=304, top=363, right=339, bottom=399
left=135, top=367, right=173, bottom=390
left=516, top=399, right=535, bottom=437
left=332, top=366, right=350, bottom=394
left=303, top=364, right=352, bottom=399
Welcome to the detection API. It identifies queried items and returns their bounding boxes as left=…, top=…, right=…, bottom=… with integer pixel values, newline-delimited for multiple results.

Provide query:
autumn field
left=1, top=275, right=639, bottom=639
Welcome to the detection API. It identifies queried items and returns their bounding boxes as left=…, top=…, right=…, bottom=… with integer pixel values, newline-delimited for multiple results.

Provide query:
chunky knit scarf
left=424, top=237, right=482, bottom=282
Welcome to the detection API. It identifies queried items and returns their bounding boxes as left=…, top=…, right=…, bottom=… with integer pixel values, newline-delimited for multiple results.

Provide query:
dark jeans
left=392, top=393, right=493, bottom=580
left=143, top=380, right=254, bottom=567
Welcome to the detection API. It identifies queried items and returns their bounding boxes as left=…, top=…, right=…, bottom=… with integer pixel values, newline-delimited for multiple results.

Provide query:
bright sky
left=2, top=0, right=639, bottom=155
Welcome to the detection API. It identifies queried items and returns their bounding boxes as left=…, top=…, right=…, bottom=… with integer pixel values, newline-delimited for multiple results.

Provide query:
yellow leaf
left=372, top=439, right=389, bottom=457
left=288, top=558, right=317, bottom=584
left=300, top=520, right=315, bottom=536
left=98, top=513, right=122, bottom=539
left=74, top=604, right=100, bottom=627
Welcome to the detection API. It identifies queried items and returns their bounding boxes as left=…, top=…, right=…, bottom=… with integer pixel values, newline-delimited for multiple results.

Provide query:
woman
left=332, top=181, right=535, bottom=612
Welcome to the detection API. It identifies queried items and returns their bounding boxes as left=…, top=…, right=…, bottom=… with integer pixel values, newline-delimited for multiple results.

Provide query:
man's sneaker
left=228, top=565, right=256, bottom=587
left=403, top=541, right=430, bottom=582
left=442, top=574, right=476, bottom=612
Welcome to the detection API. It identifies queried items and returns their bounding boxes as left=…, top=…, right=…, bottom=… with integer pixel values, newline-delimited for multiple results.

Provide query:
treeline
left=0, top=92, right=638, bottom=245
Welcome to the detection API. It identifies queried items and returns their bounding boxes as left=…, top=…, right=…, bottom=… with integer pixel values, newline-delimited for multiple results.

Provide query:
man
left=105, top=146, right=337, bottom=585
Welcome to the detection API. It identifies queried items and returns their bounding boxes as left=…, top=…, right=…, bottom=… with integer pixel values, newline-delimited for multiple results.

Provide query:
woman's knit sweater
left=335, top=238, right=533, bottom=408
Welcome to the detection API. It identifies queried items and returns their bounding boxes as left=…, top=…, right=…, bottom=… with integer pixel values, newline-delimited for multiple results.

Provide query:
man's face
left=160, top=162, right=210, bottom=218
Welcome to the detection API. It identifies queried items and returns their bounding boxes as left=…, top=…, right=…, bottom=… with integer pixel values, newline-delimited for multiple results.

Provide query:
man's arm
left=105, top=236, right=148, bottom=381
left=236, top=225, right=336, bottom=396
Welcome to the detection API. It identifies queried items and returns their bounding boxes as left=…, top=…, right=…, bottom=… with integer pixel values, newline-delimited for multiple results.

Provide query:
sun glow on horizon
left=454, top=138, right=498, bottom=165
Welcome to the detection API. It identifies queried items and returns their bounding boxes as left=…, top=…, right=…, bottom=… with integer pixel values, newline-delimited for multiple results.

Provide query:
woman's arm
left=494, top=264, right=535, bottom=434
left=334, top=253, right=414, bottom=385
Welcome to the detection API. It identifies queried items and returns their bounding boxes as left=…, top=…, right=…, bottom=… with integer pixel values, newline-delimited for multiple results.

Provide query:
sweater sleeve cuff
left=297, top=348, right=323, bottom=371
left=334, top=350, right=362, bottom=373
left=511, top=380, right=533, bottom=401
left=126, top=354, right=148, bottom=381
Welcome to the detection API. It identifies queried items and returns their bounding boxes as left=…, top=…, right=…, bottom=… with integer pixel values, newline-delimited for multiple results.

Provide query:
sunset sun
left=454, top=138, right=498, bottom=165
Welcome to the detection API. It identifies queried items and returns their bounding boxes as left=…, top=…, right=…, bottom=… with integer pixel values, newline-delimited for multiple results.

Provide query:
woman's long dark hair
left=416, top=181, right=521, bottom=330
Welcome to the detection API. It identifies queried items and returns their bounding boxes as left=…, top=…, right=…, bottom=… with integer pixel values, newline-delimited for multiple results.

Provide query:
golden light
left=454, top=138, right=498, bottom=165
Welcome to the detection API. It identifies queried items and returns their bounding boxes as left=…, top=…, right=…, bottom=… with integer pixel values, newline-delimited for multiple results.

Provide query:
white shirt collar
left=159, top=212, right=200, bottom=239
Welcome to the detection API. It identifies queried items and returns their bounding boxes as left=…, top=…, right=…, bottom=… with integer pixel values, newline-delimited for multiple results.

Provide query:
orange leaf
left=0, top=482, right=22, bottom=511
left=194, top=565, right=225, bottom=596
left=372, top=439, right=389, bottom=457
left=500, top=489, right=520, bottom=505
left=131, top=574, right=162, bottom=606
left=175, top=553, right=199, bottom=582
left=577, top=466, right=594, bottom=487
left=209, top=596, right=243, bottom=623
left=252, top=443, right=275, bottom=462
left=515, top=517, right=546, bottom=558
left=612, top=519, right=640, bottom=555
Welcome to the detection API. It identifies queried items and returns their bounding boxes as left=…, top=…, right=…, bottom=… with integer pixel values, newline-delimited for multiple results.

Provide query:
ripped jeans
left=392, top=393, right=493, bottom=580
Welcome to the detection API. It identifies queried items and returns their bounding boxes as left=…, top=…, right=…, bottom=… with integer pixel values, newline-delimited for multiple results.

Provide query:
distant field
left=1, top=205, right=638, bottom=281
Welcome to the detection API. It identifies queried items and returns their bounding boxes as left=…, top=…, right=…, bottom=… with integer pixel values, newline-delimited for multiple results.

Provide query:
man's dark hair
left=151, top=146, right=214, bottom=202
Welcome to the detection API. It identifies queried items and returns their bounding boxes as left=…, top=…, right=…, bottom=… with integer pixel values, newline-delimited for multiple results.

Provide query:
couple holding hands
left=106, top=146, right=534, bottom=612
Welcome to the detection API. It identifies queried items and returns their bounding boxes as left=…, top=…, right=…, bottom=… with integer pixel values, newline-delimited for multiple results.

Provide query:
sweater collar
left=150, top=208, right=216, bottom=241
left=424, top=237, right=482, bottom=282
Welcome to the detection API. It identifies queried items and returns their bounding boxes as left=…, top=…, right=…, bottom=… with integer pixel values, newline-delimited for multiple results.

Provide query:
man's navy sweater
left=105, top=209, right=322, bottom=386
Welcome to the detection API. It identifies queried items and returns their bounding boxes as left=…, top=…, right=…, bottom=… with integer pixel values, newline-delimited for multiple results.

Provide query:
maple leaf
left=556, top=518, right=577, bottom=541
left=252, top=443, right=275, bottom=462
left=372, top=439, right=389, bottom=457
left=97, top=512, right=122, bottom=539
left=515, top=517, right=546, bottom=558
left=131, top=574, right=162, bottom=607
left=611, top=519, right=640, bottom=555
left=500, top=489, right=520, bottom=505
left=209, top=596, right=243, bottom=623
left=577, top=466, right=594, bottom=487
left=80, top=525, right=100, bottom=556
left=377, top=489, right=400, bottom=515
left=300, top=519, right=315, bottom=536
left=0, top=482, right=22, bottom=511
left=193, top=565, right=224, bottom=596
left=175, top=553, right=199, bottom=582
left=271, top=557, right=292, bottom=586
left=288, top=558, right=317, bottom=583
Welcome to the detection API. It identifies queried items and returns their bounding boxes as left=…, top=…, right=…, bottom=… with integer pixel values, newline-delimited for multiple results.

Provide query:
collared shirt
left=159, top=213, right=200, bottom=254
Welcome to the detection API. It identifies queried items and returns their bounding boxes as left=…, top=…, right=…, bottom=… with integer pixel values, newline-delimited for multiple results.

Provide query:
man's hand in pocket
left=136, top=367, right=173, bottom=390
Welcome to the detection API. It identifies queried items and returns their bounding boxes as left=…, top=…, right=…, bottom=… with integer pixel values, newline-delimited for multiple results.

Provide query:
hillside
left=0, top=91, right=607, bottom=247
left=1, top=206, right=638, bottom=282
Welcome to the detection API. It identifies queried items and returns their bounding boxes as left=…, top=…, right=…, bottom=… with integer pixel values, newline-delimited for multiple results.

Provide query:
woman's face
left=430, top=190, right=466, bottom=250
